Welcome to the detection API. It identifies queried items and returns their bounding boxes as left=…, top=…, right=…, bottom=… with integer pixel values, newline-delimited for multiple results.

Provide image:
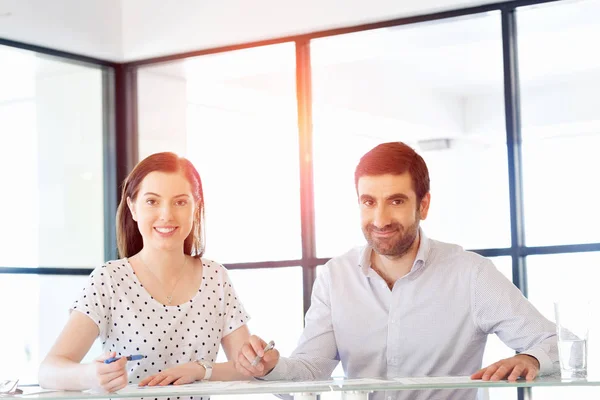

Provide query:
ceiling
left=0, top=0, right=510, bottom=62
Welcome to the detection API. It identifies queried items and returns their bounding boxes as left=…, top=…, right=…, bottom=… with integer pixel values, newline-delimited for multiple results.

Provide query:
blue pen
left=104, top=354, right=145, bottom=364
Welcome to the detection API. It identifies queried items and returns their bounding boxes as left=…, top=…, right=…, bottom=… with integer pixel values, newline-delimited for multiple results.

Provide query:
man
left=236, top=142, right=558, bottom=399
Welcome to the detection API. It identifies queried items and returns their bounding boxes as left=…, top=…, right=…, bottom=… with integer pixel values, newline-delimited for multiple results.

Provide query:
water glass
left=554, top=301, right=590, bottom=380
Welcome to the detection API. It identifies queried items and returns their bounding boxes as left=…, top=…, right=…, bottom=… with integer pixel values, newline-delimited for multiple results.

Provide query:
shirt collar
left=358, top=227, right=431, bottom=277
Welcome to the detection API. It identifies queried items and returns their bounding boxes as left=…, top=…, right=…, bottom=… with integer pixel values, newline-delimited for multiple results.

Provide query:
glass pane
left=527, top=252, right=600, bottom=400
left=518, top=0, right=600, bottom=246
left=0, top=46, right=105, bottom=268
left=218, top=267, right=304, bottom=360
left=311, top=12, right=510, bottom=259
left=527, top=252, right=600, bottom=329
left=0, top=274, right=102, bottom=384
left=214, top=267, right=304, bottom=400
left=136, top=43, right=301, bottom=264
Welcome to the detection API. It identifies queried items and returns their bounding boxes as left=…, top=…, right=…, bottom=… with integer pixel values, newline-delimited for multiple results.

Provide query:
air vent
left=417, top=138, right=451, bottom=151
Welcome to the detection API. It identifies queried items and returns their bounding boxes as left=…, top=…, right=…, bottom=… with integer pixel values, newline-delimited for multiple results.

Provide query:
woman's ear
left=127, top=197, right=137, bottom=221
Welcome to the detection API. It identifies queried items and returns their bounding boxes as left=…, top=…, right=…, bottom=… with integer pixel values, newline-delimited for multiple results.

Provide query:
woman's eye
left=175, top=200, right=188, bottom=206
left=146, top=199, right=156, bottom=206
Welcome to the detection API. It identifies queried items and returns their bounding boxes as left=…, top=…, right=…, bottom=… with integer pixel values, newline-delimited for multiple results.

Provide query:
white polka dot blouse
left=71, top=258, right=250, bottom=387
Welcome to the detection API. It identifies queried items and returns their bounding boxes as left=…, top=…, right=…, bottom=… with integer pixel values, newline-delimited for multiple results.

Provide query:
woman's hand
left=89, top=352, right=129, bottom=393
left=139, top=362, right=203, bottom=386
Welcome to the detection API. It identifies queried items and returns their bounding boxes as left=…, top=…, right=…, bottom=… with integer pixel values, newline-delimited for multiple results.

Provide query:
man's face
left=358, top=173, right=430, bottom=258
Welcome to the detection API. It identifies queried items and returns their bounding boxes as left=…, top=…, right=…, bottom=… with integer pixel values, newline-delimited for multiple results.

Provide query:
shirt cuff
left=520, top=348, right=554, bottom=376
left=260, top=357, right=290, bottom=381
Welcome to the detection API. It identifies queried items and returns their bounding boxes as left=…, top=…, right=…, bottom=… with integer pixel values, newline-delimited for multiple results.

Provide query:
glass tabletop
left=7, top=376, right=600, bottom=400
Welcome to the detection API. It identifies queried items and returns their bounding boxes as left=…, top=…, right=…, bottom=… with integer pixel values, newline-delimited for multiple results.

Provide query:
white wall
left=0, top=0, right=123, bottom=61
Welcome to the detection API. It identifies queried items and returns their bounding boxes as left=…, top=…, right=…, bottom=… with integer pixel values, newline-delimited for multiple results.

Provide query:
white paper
left=222, top=378, right=391, bottom=390
left=19, top=388, right=61, bottom=396
left=333, top=378, right=392, bottom=387
left=393, top=376, right=483, bottom=385
left=220, top=379, right=332, bottom=390
left=122, top=381, right=236, bottom=394
left=82, top=381, right=237, bottom=395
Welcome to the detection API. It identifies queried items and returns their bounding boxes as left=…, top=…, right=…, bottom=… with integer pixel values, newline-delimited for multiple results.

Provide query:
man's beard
left=362, top=213, right=420, bottom=259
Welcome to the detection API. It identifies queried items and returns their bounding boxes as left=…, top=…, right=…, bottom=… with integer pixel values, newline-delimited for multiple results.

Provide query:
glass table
left=5, top=376, right=600, bottom=400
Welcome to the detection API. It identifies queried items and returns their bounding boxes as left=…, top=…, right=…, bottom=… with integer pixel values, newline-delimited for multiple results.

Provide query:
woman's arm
left=139, top=324, right=253, bottom=386
left=221, top=324, right=250, bottom=361
left=212, top=324, right=252, bottom=380
left=38, top=311, right=128, bottom=391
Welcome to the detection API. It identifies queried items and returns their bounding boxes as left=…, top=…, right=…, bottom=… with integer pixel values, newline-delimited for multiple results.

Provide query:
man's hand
left=235, top=335, right=280, bottom=378
left=139, top=362, right=203, bottom=386
left=471, top=354, right=540, bottom=382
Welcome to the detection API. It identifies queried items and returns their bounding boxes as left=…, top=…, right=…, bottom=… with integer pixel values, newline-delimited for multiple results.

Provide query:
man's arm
left=470, top=259, right=559, bottom=380
left=236, top=265, right=340, bottom=381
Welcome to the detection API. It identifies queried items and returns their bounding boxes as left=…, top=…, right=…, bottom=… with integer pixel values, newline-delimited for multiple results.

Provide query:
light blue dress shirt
left=265, top=230, right=558, bottom=399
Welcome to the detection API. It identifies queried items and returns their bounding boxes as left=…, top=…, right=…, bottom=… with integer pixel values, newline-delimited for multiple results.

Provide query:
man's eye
left=392, top=199, right=405, bottom=205
left=363, top=200, right=374, bottom=206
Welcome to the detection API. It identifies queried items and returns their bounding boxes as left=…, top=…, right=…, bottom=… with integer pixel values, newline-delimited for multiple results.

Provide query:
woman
left=39, top=152, right=251, bottom=393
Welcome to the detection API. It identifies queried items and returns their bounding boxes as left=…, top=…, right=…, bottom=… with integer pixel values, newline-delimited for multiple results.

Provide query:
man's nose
left=372, top=206, right=391, bottom=228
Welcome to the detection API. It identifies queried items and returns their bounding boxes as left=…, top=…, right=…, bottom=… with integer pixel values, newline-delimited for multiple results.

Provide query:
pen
left=251, top=340, right=275, bottom=367
left=104, top=354, right=145, bottom=364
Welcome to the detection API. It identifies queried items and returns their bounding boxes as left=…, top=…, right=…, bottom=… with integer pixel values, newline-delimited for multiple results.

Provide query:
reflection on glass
left=311, top=12, right=510, bottom=259
left=0, top=45, right=105, bottom=268
left=221, top=267, right=304, bottom=359
left=213, top=267, right=304, bottom=400
left=528, top=252, right=600, bottom=400
left=136, top=43, right=301, bottom=264
left=527, top=252, right=600, bottom=328
left=0, top=274, right=102, bottom=384
left=518, top=0, right=600, bottom=246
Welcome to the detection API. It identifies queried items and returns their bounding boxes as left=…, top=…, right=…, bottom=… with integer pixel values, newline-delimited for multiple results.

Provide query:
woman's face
left=127, top=171, right=196, bottom=253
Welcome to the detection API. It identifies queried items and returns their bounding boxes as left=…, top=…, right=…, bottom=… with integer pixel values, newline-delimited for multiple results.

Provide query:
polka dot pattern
left=71, top=257, right=250, bottom=397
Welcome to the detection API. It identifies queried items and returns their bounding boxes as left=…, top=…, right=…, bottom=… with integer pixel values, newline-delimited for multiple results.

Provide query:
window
left=310, top=12, right=510, bottom=259
left=0, top=44, right=108, bottom=382
left=216, top=266, right=304, bottom=363
left=518, top=0, right=600, bottom=246
left=0, top=274, right=102, bottom=383
left=136, top=43, right=301, bottom=264
left=0, top=45, right=106, bottom=268
left=527, top=252, right=600, bottom=400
